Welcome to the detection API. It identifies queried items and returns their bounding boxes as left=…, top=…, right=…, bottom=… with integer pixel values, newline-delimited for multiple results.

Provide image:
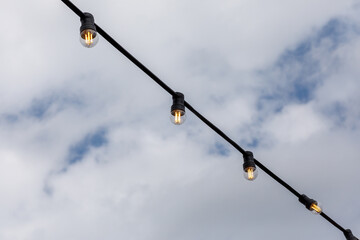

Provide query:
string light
left=60, top=1, right=358, bottom=239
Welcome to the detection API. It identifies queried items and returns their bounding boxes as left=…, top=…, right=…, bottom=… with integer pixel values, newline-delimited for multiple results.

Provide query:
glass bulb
left=244, top=166, right=258, bottom=181
left=310, top=202, right=322, bottom=214
left=80, top=29, right=99, bottom=48
left=170, top=109, right=186, bottom=125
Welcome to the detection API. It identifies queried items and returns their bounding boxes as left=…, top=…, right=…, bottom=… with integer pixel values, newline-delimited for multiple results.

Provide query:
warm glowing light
left=174, top=111, right=182, bottom=124
left=170, top=109, right=186, bottom=125
left=85, top=31, right=93, bottom=46
left=247, top=168, right=254, bottom=180
left=80, top=29, right=99, bottom=48
left=243, top=166, right=258, bottom=181
left=310, top=203, right=322, bottom=214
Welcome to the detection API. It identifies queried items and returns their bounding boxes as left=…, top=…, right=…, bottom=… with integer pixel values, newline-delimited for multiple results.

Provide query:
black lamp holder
left=345, top=229, right=359, bottom=240
left=243, top=151, right=256, bottom=171
left=299, top=194, right=317, bottom=210
left=80, top=12, right=96, bottom=32
left=171, top=92, right=185, bottom=113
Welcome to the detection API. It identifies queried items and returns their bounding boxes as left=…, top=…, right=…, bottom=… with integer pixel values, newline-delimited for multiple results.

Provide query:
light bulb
left=310, top=202, right=322, bottom=214
left=170, top=92, right=186, bottom=125
left=170, top=109, right=186, bottom=125
left=80, top=29, right=99, bottom=48
left=299, top=194, right=322, bottom=215
left=79, top=12, right=99, bottom=48
left=243, top=151, right=258, bottom=181
left=244, top=166, right=258, bottom=181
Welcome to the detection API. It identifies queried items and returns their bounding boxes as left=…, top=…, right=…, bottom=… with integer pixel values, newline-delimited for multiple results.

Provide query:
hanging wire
left=60, top=1, right=358, bottom=239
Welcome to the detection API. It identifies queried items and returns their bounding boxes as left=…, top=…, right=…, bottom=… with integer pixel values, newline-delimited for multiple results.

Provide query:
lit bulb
left=79, top=13, right=99, bottom=48
left=170, top=92, right=186, bottom=125
left=244, top=166, right=258, bottom=181
left=299, top=194, right=322, bottom=214
left=80, top=29, right=99, bottom=48
left=310, top=202, right=322, bottom=214
left=170, top=109, right=186, bottom=125
left=243, top=151, right=258, bottom=181
left=247, top=168, right=255, bottom=180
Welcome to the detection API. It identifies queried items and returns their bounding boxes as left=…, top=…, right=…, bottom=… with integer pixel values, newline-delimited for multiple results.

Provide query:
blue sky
left=0, top=0, right=359, bottom=240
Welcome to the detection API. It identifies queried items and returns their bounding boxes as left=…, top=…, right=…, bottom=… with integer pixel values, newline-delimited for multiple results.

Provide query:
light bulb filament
left=174, top=111, right=182, bottom=124
left=247, top=168, right=254, bottom=180
left=85, top=31, right=93, bottom=46
left=310, top=203, right=322, bottom=213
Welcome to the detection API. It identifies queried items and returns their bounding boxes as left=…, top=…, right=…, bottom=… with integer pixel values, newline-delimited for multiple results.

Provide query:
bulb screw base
left=80, top=12, right=96, bottom=32
left=344, top=229, right=359, bottom=240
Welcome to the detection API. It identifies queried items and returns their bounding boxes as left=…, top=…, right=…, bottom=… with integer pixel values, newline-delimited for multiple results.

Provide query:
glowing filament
left=247, top=168, right=254, bottom=180
left=310, top=203, right=322, bottom=213
left=174, top=111, right=182, bottom=124
left=85, top=31, right=93, bottom=46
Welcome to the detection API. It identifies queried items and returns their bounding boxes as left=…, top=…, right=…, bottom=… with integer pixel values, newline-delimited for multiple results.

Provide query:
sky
left=0, top=0, right=359, bottom=239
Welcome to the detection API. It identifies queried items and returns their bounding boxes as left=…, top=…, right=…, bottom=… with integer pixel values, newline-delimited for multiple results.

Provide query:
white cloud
left=0, top=0, right=359, bottom=239
left=264, top=103, right=328, bottom=144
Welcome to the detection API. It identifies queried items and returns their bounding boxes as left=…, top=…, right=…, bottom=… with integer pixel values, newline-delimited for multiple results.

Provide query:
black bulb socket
left=344, top=229, right=359, bottom=240
left=298, top=194, right=317, bottom=210
left=80, top=12, right=96, bottom=32
left=171, top=92, right=185, bottom=114
left=243, top=151, right=256, bottom=171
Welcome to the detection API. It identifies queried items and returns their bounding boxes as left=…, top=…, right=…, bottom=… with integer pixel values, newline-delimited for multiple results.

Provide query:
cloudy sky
left=0, top=0, right=359, bottom=239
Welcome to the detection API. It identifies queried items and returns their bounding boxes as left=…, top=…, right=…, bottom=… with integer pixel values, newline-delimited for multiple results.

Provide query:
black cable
left=185, top=101, right=247, bottom=155
left=61, top=0, right=85, bottom=18
left=320, top=212, right=346, bottom=233
left=61, top=0, right=247, bottom=156
left=60, top=1, right=357, bottom=238
left=95, top=25, right=176, bottom=96
left=254, top=159, right=301, bottom=198
left=60, top=0, right=175, bottom=97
